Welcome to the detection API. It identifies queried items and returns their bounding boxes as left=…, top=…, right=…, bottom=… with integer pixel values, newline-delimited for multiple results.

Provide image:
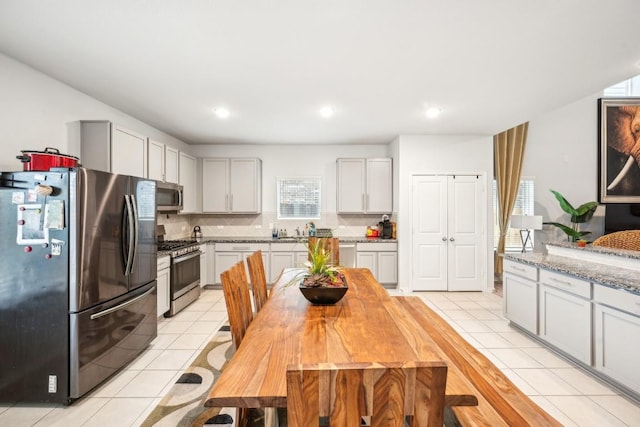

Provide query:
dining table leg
left=264, top=407, right=279, bottom=427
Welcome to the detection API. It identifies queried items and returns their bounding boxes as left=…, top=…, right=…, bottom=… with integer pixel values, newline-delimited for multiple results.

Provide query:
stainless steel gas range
left=158, top=239, right=201, bottom=316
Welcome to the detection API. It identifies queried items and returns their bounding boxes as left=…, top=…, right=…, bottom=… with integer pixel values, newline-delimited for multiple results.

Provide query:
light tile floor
left=1, top=288, right=639, bottom=426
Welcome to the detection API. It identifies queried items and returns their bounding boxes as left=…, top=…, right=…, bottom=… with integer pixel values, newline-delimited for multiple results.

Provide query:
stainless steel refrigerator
left=0, top=167, right=157, bottom=404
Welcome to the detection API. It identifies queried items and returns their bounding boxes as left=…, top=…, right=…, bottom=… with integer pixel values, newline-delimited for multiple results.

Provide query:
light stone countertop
left=157, top=236, right=397, bottom=257
left=504, top=247, right=640, bottom=295
left=195, top=236, right=397, bottom=244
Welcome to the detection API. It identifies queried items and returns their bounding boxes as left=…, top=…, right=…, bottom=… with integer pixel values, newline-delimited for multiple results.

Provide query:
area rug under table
left=140, top=325, right=263, bottom=427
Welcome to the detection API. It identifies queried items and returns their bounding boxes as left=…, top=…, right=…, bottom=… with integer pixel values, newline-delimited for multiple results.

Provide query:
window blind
left=277, top=177, right=321, bottom=219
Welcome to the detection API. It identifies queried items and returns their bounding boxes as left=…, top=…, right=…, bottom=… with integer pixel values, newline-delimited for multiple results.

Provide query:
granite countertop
left=195, top=236, right=397, bottom=244
left=546, top=241, right=640, bottom=261
left=157, top=236, right=397, bottom=257
left=504, top=251, right=640, bottom=295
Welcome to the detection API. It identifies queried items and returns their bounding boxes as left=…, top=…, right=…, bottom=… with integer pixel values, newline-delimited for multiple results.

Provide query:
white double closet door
left=412, top=175, right=485, bottom=291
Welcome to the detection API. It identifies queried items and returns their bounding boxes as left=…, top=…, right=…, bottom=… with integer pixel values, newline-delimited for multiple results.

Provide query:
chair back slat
left=231, top=261, right=253, bottom=334
left=220, top=261, right=254, bottom=349
left=286, top=362, right=447, bottom=427
left=246, top=250, right=268, bottom=312
left=307, top=237, right=340, bottom=266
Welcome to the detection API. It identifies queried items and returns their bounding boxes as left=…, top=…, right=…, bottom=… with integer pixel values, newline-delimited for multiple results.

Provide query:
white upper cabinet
left=148, top=140, right=179, bottom=184
left=81, top=121, right=147, bottom=178
left=179, top=152, right=198, bottom=213
left=366, top=158, right=393, bottom=213
left=164, top=146, right=179, bottom=184
left=202, top=158, right=261, bottom=213
left=147, top=139, right=165, bottom=181
left=337, top=158, right=392, bottom=214
left=202, top=158, right=228, bottom=212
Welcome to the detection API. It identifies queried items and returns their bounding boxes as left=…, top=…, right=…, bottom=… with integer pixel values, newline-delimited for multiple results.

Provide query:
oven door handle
left=90, top=286, right=155, bottom=320
left=173, top=251, right=202, bottom=264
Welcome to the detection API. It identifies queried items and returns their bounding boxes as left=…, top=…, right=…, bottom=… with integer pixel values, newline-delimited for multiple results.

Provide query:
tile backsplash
left=157, top=212, right=396, bottom=240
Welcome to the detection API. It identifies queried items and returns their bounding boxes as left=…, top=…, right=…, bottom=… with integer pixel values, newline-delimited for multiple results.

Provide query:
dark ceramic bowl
left=299, top=284, right=348, bottom=305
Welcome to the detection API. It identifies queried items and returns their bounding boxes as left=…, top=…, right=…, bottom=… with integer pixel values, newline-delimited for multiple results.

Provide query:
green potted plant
left=289, top=238, right=348, bottom=304
left=544, top=190, right=598, bottom=242
left=301, top=238, right=345, bottom=287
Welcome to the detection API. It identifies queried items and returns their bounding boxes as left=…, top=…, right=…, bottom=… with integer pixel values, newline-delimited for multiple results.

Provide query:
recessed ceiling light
left=319, top=106, right=335, bottom=118
left=214, top=107, right=230, bottom=119
left=425, top=107, right=441, bottom=119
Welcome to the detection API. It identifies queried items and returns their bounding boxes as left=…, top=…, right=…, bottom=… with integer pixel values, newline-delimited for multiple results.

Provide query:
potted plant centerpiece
left=296, top=238, right=348, bottom=305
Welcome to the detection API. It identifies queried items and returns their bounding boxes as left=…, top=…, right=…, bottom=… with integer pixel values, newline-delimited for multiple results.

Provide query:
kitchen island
left=503, top=243, right=640, bottom=402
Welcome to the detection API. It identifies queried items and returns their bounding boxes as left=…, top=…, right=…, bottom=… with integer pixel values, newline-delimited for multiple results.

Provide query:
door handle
left=450, top=237, right=455, bottom=242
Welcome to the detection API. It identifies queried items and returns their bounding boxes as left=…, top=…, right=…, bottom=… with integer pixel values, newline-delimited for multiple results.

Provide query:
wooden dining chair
left=307, top=237, right=340, bottom=266
left=286, top=361, right=448, bottom=427
left=592, top=230, right=640, bottom=251
left=246, top=250, right=269, bottom=313
left=220, top=261, right=254, bottom=350
left=220, top=261, right=256, bottom=427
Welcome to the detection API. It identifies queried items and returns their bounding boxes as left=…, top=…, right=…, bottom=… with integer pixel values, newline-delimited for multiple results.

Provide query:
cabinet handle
left=232, top=246, right=250, bottom=251
left=449, top=237, right=455, bottom=242
left=550, top=277, right=573, bottom=287
left=230, top=194, right=233, bottom=211
left=225, top=194, right=229, bottom=211
left=511, top=266, right=525, bottom=272
left=442, top=237, right=447, bottom=242
left=362, top=194, right=365, bottom=211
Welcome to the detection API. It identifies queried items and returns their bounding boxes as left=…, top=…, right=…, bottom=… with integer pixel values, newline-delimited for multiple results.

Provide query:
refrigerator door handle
left=89, top=286, right=155, bottom=320
left=130, top=194, right=139, bottom=274
left=123, top=194, right=135, bottom=276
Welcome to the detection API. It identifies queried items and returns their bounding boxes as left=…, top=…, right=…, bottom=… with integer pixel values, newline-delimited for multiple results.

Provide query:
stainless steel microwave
left=156, top=182, right=183, bottom=212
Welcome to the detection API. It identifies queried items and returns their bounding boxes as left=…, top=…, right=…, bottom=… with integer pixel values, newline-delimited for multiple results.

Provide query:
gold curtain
left=494, top=122, right=529, bottom=274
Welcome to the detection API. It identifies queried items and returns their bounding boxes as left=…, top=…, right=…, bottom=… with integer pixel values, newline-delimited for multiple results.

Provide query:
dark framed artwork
left=598, top=97, right=640, bottom=203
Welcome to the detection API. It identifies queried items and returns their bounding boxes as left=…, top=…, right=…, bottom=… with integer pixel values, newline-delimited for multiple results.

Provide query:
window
left=277, top=177, right=321, bottom=219
left=493, top=179, right=535, bottom=250
left=603, top=75, right=640, bottom=97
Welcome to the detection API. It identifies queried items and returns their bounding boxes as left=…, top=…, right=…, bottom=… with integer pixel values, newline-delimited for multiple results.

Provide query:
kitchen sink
left=275, top=237, right=306, bottom=241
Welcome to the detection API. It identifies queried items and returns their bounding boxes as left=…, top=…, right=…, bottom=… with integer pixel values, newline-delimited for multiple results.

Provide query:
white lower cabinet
left=356, top=242, right=397, bottom=285
left=157, top=256, right=170, bottom=317
left=199, top=244, right=207, bottom=288
left=269, top=242, right=308, bottom=283
left=504, top=257, right=640, bottom=399
left=503, top=260, right=538, bottom=334
left=206, top=243, right=216, bottom=286
left=594, top=286, right=640, bottom=394
left=539, top=270, right=592, bottom=364
left=214, top=243, right=269, bottom=284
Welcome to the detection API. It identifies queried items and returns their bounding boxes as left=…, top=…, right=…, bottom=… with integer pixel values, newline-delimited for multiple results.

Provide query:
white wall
left=0, top=53, right=190, bottom=171
left=395, top=135, right=494, bottom=292
left=523, top=91, right=605, bottom=248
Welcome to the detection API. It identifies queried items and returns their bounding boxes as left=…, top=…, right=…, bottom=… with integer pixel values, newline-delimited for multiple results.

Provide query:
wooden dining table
left=205, top=267, right=480, bottom=410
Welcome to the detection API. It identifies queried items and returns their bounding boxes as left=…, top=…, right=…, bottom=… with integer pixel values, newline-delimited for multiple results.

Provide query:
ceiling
left=1, top=0, right=640, bottom=145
